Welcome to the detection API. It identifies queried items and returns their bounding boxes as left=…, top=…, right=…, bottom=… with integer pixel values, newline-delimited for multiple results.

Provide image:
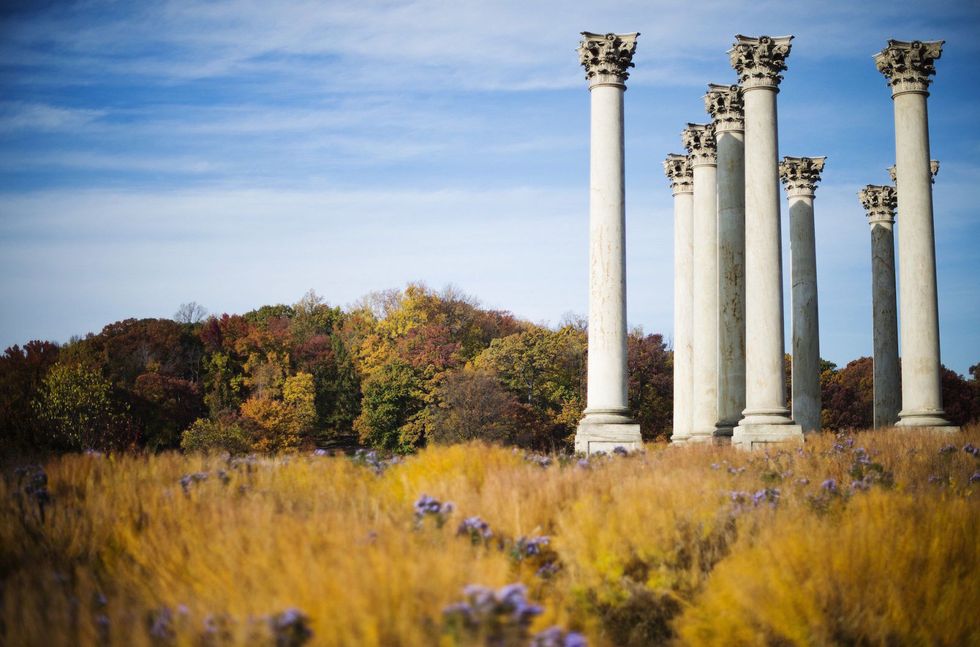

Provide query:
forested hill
left=2, top=284, right=978, bottom=456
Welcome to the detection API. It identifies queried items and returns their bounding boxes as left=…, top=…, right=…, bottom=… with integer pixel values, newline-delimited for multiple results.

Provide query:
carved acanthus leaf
left=663, top=153, right=693, bottom=193
left=704, top=83, right=743, bottom=131
left=874, top=40, right=943, bottom=95
left=888, top=160, right=940, bottom=183
left=779, top=156, right=826, bottom=196
left=729, top=35, right=793, bottom=89
left=681, top=123, right=716, bottom=166
left=578, top=32, right=639, bottom=84
left=859, top=185, right=897, bottom=222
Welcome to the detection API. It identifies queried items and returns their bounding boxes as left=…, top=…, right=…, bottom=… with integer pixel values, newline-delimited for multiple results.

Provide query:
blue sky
left=1, top=0, right=978, bottom=375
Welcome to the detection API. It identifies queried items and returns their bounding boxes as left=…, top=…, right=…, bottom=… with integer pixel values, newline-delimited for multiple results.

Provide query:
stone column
left=705, top=83, right=745, bottom=439
left=682, top=123, right=718, bottom=443
left=874, top=39, right=956, bottom=430
left=780, top=156, right=826, bottom=433
left=859, top=184, right=900, bottom=428
left=664, top=154, right=695, bottom=443
left=729, top=35, right=803, bottom=448
left=575, top=32, right=642, bottom=454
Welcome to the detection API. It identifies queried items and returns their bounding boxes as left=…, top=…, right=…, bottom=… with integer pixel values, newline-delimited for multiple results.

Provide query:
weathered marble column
left=859, top=184, right=900, bottom=428
left=874, top=39, right=956, bottom=430
left=575, top=32, right=642, bottom=454
left=664, top=154, right=695, bottom=443
left=780, top=156, right=826, bottom=433
left=705, top=84, right=745, bottom=439
left=682, top=123, right=718, bottom=443
left=729, top=35, right=803, bottom=448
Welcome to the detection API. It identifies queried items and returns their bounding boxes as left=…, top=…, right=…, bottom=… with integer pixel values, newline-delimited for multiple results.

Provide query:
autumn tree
left=34, top=363, right=136, bottom=450
left=0, top=341, right=61, bottom=452
left=428, top=369, right=532, bottom=446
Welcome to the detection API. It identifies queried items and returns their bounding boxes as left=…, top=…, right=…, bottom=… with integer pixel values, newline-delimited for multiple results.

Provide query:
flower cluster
left=179, top=472, right=209, bottom=494
left=938, top=444, right=958, bottom=455
left=269, top=608, right=313, bottom=647
left=730, top=488, right=780, bottom=510
left=524, top=453, right=553, bottom=468
left=963, top=444, right=980, bottom=458
left=530, top=626, right=588, bottom=647
left=351, top=449, right=402, bottom=475
left=457, top=516, right=494, bottom=544
left=414, top=494, right=454, bottom=528
left=515, top=535, right=550, bottom=558
left=442, top=583, right=542, bottom=645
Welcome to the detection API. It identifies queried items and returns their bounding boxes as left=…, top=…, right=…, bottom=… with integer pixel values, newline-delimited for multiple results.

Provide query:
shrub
left=180, top=417, right=251, bottom=455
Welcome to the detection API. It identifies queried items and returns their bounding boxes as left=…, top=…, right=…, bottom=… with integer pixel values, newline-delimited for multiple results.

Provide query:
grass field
left=3, top=426, right=979, bottom=646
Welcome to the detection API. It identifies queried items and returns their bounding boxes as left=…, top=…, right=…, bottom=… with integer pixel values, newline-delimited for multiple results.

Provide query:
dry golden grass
left=2, top=425, right=979, bottom=646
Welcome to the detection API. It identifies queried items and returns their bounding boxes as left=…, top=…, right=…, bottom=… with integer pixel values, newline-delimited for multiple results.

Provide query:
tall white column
left=859, top=184, right=900, bottom=428
left=682, top=124, right=718, bottom=443
left=874, top=39, right=956, bottom=430
left=729, top=34, right=803, bottom=449
left=780, top=156, right=826, bottom=433
left=575, top=32, right=642, bottom=454
left=664, top=154, right=694, bottom=443
left=705, top=84, right=745, bottom=439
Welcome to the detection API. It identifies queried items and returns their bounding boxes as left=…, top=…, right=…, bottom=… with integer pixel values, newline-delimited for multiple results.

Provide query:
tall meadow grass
left=2, top=426, right=978, bottom=645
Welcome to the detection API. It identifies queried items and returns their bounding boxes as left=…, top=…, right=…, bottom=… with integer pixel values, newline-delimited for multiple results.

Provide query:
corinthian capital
left=578, top=32, right=639, bottom=88
left=859, top=185, right=897, bottom=226
left=664, top=153, right=693, bottom=194
left=729, top=35, right=793, bottom=90
left=888, top=160, right=940, bottom=183
left=704, top=83, right=744, bottom=132
left=779, top=156, right=826, bottom=197
left=681, top=123, right=716, bottom=166
left=874, top=40, right=943, bottom=96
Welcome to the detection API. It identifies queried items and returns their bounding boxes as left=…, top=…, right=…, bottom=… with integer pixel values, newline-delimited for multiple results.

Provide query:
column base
left=732, top=420, right=804, bottom=451
left=575, top=410, right=642, bottom=455
left=897, top=410, right=958, bottom=429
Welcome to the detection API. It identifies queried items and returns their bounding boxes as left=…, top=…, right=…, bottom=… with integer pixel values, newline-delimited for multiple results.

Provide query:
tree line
left=1, top=284, right=977, bottom=456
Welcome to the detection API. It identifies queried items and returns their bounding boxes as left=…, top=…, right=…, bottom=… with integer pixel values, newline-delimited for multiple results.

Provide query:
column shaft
left=871, top=221, right=900, bottom=427
left=672, top=189, right=694, bottom=442
left=716, top=130, right=745, bottom=436
left=789, top=195, right=820, bottom=432
left=691, top=161, right=718, bottom=440
left=585, top=83, right=629, bottom=413
left=741, top=87, right=790, bottom=423
left=893, top=91, right=948, bottom=426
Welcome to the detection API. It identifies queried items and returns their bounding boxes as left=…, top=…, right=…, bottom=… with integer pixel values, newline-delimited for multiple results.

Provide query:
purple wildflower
left=970, top=472, right=980, bottom=484
left=516, top=536, right=550, bottom=557
left=179, top=472, right=208, bottom=494
left=532, top=627, right=589, bottom=647
left=963, top=444, right=980, bottom=458
left=939, top=444, right=957, bottom=455
left=728, top=466, right=746, bottom=475
left=796, top=477, right=810, bottom=486
left=576, top=459, right=591, bottom=469
left=270, top=609, right=313, bottom=647
left=752, top=488, right=780, bottom=507
left=730, top=491, right=750, bottom=504
left=312, top=449, right=328, bottom=457
left=612, top=446, right=629, bottom=456
left=821, top=479, right=838, bottom=494
left=457, top=516, right=493, bottom=543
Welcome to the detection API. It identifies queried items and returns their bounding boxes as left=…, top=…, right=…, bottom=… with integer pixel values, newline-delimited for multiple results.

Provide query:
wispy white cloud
left=0, top=101, right=105, bottom=132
